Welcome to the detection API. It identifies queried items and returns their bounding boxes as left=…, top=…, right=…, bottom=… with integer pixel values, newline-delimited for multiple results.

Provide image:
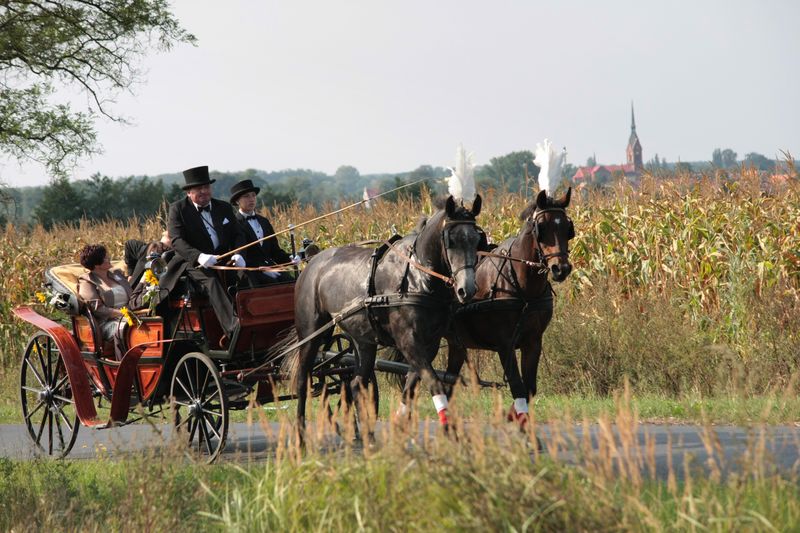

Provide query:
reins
left=215, top=177, right=432, bottom=262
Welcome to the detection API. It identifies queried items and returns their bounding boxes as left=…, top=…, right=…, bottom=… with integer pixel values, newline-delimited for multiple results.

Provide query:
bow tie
left=246, top=215, right=258, bottom=221
left=197, top=204, right=211, bottom=213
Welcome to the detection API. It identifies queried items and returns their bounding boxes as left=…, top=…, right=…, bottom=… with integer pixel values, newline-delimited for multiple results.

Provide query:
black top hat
left=181, top=165, right=216, bottom=190
left=230, top=179, right=261, bottom=204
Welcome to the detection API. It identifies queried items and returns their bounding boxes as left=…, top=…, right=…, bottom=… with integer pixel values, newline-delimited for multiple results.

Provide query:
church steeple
left=626, top=101, right=643, bottom=172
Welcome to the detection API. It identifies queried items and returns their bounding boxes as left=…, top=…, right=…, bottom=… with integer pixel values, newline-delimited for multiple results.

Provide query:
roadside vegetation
left=2, top=392, right=800, bottom=531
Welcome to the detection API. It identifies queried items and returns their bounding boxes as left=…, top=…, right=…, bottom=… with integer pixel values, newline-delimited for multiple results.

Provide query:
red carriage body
left=14, top=261, right=302, bottom=460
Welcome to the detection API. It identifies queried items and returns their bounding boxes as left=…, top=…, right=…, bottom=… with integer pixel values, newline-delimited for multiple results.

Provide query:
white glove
left=197, top=253, right=217, bottom=268
left=291, top=254, right=302, bottom=265
left=231, top=254, right=246, bottom=268
left=263, top=269, right=280, bottom=279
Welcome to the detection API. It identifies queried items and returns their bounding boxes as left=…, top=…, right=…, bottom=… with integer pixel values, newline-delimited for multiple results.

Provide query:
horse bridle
left=528, top=208, right=574, bottom=263
left=441, top=219, right=479, bottom=280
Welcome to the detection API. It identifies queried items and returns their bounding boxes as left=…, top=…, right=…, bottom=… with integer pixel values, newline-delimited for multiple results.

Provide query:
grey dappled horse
left=292, top=195, right=482, bottom=440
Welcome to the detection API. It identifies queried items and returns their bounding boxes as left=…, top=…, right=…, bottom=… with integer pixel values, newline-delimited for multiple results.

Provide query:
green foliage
left=744, top=152, right=775, bottom=171
left=33, top=174, right=170, bottom=228
left=476, top=150, right=537, bottom=193
left=0, top=0, right=195, bottom=177
left=32, top=176, right=86, bottom=228
left=713, top=147, right=738, bottom=168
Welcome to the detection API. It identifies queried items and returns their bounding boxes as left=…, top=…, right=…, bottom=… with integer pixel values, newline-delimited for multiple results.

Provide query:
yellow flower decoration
left=143, top=269, right=159, bottom=286
left=120, top=306, right=141, bottom=327
left=35, top=292, right=47, bottom=304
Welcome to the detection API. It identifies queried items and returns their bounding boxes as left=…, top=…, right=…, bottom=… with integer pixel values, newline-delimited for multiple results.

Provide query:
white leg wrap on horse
left=396, top=402, right=409, bottom=416
left=514, top=398, right=529, bottom=414
left=432, top=394, right=448, bottom=413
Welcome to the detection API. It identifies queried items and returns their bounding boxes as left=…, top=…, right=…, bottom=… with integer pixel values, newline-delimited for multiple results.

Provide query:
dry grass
left=2, top=388, right=799, bottom=531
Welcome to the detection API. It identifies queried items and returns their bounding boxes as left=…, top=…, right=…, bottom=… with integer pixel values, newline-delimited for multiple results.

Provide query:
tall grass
left=1, top=392, right=799, bottom=531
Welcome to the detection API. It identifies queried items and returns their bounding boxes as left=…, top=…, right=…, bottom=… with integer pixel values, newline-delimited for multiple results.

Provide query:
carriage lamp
left=145, top=253, right=168, bottom=279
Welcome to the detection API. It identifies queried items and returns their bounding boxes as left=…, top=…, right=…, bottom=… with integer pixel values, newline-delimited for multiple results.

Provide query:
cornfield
left=1, top=168, right=798, bottom=394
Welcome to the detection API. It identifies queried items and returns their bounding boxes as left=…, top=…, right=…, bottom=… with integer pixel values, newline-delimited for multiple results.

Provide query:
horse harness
left=363, top=219, right=478, bottom=346
left=449, top=206, right=572, bottom=351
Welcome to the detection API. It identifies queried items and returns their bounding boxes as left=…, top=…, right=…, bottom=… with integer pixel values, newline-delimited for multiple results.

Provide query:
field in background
left=2, top=168, right=798, bottom=398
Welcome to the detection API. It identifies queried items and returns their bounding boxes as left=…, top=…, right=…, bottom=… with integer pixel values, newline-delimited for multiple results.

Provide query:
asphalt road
left=2, top=421, right=799, bottom=480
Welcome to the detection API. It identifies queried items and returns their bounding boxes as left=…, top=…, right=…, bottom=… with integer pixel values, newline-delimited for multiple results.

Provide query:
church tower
left=626, top=102, right=643, bottom=172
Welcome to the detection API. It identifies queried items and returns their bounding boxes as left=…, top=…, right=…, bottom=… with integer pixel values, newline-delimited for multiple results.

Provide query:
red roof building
left=573, top=104, right=643, bottom=185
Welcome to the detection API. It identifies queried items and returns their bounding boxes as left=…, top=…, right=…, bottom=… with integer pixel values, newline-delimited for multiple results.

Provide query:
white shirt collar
left=193, top=201, right=211, bottom=211
left=239, top=209, right=256, bottom=217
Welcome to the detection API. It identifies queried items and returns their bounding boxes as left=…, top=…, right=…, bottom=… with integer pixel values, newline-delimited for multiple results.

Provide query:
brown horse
left=397, top=188, right=573, bottom=426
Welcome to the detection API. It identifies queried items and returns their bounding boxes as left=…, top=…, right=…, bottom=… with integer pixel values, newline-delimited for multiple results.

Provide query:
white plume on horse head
left=533, top=138, right=566, bottom=197
left=447, top=144, right=476, bottom=204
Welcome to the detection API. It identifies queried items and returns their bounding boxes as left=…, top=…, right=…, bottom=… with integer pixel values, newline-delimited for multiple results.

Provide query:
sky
left=2, top=0, right=799, bottom=187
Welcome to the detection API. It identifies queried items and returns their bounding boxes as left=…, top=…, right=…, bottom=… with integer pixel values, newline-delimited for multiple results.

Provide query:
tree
left=713, top=148, right=738, bottom=168
left=476, top=150, right=535, bottom=193
left=258, top=183, right=296, bottom=208
left=0, top=1, right=195, bottom=178
left=34, top=177, right=87, bottom=228
left=721, top=149, right=737, bottom=168
left=744, top=153, right=774, bottom=171
left=586, top=154, right=597, bottom=167
left=334, top=165, right=360, bottom=183
left=712, top=149, right=723, bottom=167
left=647, top=154, right=662, bottom=172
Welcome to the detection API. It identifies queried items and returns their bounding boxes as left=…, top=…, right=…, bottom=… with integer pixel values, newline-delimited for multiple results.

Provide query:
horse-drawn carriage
left=14, top=144, right=575, bottom=461
left=15, top=259, right=376, bottom=461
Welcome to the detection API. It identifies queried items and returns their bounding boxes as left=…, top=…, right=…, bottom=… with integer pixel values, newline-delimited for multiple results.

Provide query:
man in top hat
left=230, top=178, right=296, bottom=285
left=162, top=165, right=247, bottom=345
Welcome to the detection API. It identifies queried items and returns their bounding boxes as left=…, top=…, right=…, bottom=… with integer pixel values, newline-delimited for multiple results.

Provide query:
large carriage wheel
left=19, top=331, right=80, bottom=458
left=317, top=334, right=379, bottom=427
left=170, top=352, right=228, bottom=462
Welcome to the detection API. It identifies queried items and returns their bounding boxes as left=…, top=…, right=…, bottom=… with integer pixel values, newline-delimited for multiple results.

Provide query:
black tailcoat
left=161, top=197, right=246, bottom=334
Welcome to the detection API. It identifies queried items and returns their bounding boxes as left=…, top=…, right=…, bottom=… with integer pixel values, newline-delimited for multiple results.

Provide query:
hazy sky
left=3, top=0, right=798, bottom=187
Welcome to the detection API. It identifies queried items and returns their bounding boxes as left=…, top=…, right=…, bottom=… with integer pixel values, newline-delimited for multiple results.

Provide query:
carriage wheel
left=318, top=334, right=379, bottom=427
left=19, top=331, right=80, bottom=458
left=170, top=352, right=228, bottom=462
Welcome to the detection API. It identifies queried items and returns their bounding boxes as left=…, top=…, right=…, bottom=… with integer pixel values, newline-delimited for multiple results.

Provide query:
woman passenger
left=77, top=244, right=134, bottom=360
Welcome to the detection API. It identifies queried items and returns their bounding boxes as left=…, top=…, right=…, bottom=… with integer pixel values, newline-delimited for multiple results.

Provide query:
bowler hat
left=181, top=165, right=216, bottom=190
left=230, top=179, right=261, bottom=204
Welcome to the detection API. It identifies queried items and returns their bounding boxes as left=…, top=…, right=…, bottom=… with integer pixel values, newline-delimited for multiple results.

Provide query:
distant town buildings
left=573, top=103, right=643, bottom=185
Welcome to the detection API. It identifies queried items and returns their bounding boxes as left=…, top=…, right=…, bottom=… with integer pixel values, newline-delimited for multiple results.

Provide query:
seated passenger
left=76, top=244, right=136, bottom=360
left=230, top=179, right=297, bottom=285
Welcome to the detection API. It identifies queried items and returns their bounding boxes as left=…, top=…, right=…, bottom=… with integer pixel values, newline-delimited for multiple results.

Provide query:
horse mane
left=412, top=215, right=428, bottom=235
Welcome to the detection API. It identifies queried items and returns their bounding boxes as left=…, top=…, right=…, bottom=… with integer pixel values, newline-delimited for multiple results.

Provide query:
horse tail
left=384, top=347, right=407, bottom=390
left=273, top=327, right=300, bottom=384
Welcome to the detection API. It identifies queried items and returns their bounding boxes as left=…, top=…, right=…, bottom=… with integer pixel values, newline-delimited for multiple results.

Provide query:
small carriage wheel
left=19, top=331, right=80, bottom=458
left=170, top=352, right=228, bottom=462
